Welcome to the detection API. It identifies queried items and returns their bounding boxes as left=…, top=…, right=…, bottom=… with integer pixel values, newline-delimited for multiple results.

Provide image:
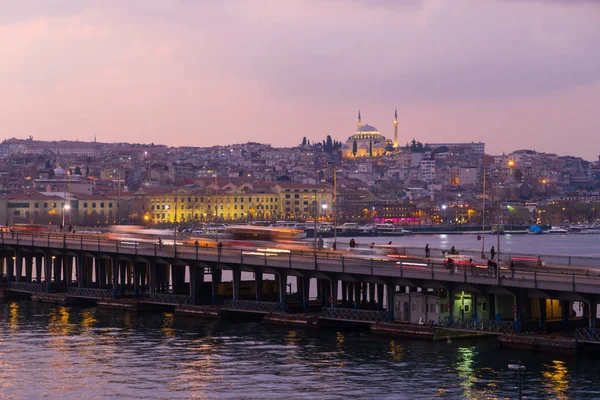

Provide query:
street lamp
left=62, top=204, right=71, bottom=228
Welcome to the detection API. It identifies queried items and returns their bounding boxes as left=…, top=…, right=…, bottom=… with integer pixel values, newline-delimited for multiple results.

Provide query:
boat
left=338, top=223, right=360, bottom=235
left=374, top=223, right=405, bottom=236
left=547, top=226, right=569, bottom=234
left=528, top=225, right=544, bottom=235
left=358, top=224, right=375, bottom=236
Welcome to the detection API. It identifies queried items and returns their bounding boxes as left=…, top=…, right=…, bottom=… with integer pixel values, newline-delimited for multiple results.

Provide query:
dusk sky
left=1, top=0, right=599, bottom=160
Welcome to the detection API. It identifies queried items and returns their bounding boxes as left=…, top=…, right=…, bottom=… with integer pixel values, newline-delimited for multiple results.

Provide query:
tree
left=74, top=166, right=82, bottom=175
left=369, top=141, right=373, bottom=157
left=325, top=135, right=333, bottom=154
left=301, top=137, right=307, bottom=146
left=352, top=140, right=358, bottom=156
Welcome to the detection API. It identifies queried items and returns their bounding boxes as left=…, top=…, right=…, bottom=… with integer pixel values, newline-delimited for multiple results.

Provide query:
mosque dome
left=357, top=124, right=379, bottom=132
left=53, top=167, right=66, bottom=176
left=373, top=142, right=385, bottom=148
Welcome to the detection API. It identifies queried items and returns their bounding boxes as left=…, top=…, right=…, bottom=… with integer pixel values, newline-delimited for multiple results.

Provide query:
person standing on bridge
left=510, top=260, right=515, bottom=279
left=349, top=238, right=356, bottom=248
left=450, top=246, right=456, bottom=255
left=490, top=246, right=496, bottom=260
left=217, top=241, right=223, bottom=256
left=425, top=244, right=430, bottom=258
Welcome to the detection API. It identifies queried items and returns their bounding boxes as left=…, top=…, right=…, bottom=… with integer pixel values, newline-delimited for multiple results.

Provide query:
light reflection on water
left=1, top=301, right=599, bottom=399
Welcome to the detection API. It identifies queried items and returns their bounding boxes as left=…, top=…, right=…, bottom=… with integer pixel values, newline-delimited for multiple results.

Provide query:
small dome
left=341, top=143, right=350, bottom=149
left=373, top=142, right=385, bottom=148
left=53, top=167, right=66, bottom=176
left=359, top=143, right=369, bottom=149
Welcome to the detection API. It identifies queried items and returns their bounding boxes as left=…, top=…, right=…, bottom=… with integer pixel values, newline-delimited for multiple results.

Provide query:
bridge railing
left=222, top=299, right=282, bottom=313
left=321, top=307, right=388, bottom=322
left=438, top=316, right=517, bottom=333
left=575, top=327, right=600, bottom=342
left=67, top=287, right=113, bottom=299
left=7, top=282, right=46, bottom=293
left=141, top=293, right=195, bottom=305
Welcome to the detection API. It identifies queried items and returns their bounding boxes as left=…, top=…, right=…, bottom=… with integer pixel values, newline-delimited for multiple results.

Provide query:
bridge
left=1, top=231, right=599, bottom=344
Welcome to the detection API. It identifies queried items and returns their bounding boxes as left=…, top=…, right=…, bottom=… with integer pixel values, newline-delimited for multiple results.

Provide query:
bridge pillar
left=386, top=282, right=395, bottom=321
left=232, top=266, right=241, bottom=301
left=189, top=264, right=204, bottom=302
left=120, top=261, right=127, bottom=295
left=134, top=262, right=147, bottom=297
left=16, top=254, right=24, bottom=281
left=347, top=281, right=353, bottom=308
left=112, top=258, right=119, bottom=298
left=368, top=283, right=375, bottom=305
left=561, top=300, right=571, bottom=329
left=377, top=284, right=384, bottom=311
left=211, top=269, right=222, bottom=304
left=65, top=256, right=74, bottom=287
left=278, top=271, right=287, bottom=311
left=330, top=279, right=338, bottom=308
left=54, top=256, right=63, bottom=284
left=538, top=298, right=547, bottom=331
left=95, top=258, right=104, bottom=288
left=472, top=292, right=479, bottom=323
left=301, top=276, right=310, bottom=312
left=354, top=282, right=361, bottom=310
left=35, top=254, right=43, bottom=283
left=447, top=288, right=454, bottom=324
left=172, top=264, right=186, bottom=295
left=45, top=255, right=53, bottom=291
left=341, top=281, right=347, bottom=305
left=84, top=256, right=94, bottom=287
left=255, top=268, right=263, bottom=301
left=361, top=282, right=368, bottom=304
left=6, top=256, right=14, bottom=281
left=590, top=300, right=598, bottom=329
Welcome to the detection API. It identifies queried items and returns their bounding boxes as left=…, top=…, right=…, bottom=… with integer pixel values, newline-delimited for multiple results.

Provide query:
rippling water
left=1, top=302, right=599, bottom=399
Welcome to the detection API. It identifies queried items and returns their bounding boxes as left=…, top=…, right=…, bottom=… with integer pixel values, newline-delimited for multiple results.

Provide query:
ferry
left=358, top=224, right=375, bottom=236
left=339, top=223, right=360, bottom=235
left=547, top=226, right=569, bottom=234
left=374, top=223, right=405, bottom=236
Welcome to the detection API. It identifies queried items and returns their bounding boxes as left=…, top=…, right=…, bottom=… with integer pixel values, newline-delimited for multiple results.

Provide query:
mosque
left=342, top=109, right=399, bottom=158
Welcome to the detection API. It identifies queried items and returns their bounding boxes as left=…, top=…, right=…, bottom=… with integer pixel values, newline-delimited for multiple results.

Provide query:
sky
left=1, top=0, right=599, bottom=160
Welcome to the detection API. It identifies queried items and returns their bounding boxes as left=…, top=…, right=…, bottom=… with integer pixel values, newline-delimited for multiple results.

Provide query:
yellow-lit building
left=131, top=182, right=334, bottom=224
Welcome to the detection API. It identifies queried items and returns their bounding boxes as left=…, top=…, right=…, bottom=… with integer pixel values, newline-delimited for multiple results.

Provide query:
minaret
left=357, top=110, right=362, bottom=129
left=393, top=107, right=399, bottom=149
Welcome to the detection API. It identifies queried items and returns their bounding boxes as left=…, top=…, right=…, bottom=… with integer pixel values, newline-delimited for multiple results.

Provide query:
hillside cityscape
left=1, top=113, right=598, bottom=230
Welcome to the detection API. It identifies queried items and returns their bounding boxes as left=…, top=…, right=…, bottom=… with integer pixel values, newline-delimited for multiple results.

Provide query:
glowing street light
left=62, top=204, right=71, bottom=227
left=508, top=160, right=515, bottom=167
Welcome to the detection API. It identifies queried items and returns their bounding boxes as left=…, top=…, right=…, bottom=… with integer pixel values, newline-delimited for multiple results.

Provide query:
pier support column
left=35, top=255, right=43, bottom=283
left=112, top=258, right=119, bottom=298
left=140, top=263, right=147, bottom=295
left=368, top=283, right=375, bottom=305
left=447, top=288, right=454, bottom=324
left=561, top=300, right=571, bottom=329
left=64, top=256, right=74, bottom=287
left=211, top=268, right=222, bottom=304
left=45, top=255, right=52, bottom=291
left=232, top=266, right=241, bottom=301
left=361, top=282, right=368, bottom=304
left=96, top=258, right=106, bottom=288
left=341, top=281, right=347, bottom=305
left=6, top=256, right=14, bottom=281
left=302, top=276, right=310, bottom=312
left=539, top=298, right=547, bottom=331
left=590, top=300, right=598, bottom=329
left=278, top=271, right=287, bottom=312
left=472, top=292, right=479, bottom=323
left=386, top=282, right=395, bottom=321
left=25, top=256, right=33, bottom=283
left=347, top=281, right=354, bottom=308
left=255, top=268, right=263, bottom=301
left=354, top=282, right=361, bottom=310
left=377, top=284, right=385, bottom=311
left=172, top=264, right=186, bottom=295
left=53, top=256, right=62, bottom=284
left=120, top=261, right=127, bottom=295
left=330, top=279, right=338, bottom=308
left=189, top=264, right=204, bottom=303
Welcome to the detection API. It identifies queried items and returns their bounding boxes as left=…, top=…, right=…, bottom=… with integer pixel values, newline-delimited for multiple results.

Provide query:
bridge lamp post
left=62, top=204, right=71, bottom=228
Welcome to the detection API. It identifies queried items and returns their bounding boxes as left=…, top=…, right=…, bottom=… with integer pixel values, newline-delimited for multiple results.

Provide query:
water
left=326, top=233, right=600, bottom=257
left=1, top=301, right=600, bottom=399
